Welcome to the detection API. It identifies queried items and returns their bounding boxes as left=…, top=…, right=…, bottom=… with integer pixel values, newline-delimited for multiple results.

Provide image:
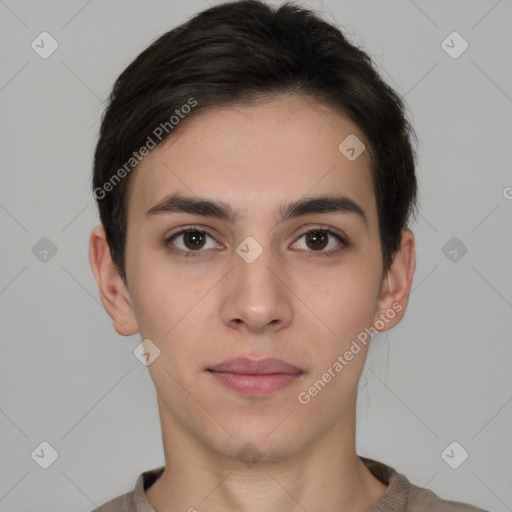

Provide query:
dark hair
left=93, top=0, right=418, bottom=283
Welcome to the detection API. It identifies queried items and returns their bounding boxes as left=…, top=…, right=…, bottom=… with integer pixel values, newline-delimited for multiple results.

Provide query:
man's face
left=123, top=93, right=387, bottom=461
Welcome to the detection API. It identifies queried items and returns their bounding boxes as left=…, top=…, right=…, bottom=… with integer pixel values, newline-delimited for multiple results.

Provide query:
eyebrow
left=145, top=192, right=368, bottom=229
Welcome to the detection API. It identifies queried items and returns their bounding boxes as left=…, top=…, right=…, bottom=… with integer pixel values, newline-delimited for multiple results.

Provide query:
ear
left=373, top=228, right=416, bottom=331
left=89, top=224, right=139, bottom=336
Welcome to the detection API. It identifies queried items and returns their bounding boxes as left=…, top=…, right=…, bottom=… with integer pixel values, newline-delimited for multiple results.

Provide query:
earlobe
left=89, top=225, right=139, bottom=336
left=374, top=229, right=416, bottom=331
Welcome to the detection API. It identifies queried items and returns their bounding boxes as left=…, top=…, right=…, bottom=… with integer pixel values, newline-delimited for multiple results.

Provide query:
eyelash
left=163, top=225, right=348, bottom=259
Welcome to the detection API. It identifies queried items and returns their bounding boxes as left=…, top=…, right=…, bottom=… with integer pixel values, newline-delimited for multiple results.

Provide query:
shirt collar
left=133, top=457, right=410, bottom=511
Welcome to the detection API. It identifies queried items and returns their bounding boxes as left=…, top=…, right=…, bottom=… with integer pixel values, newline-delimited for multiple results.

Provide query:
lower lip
left=208, top=371, right=301, bottom=396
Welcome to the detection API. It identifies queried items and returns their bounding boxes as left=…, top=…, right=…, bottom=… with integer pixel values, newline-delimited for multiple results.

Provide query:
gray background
left=1, top=0, right=511, bottom=511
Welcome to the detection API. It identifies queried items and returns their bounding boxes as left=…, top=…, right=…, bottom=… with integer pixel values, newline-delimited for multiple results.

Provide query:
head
left=90, top=0, right=417, bottom=463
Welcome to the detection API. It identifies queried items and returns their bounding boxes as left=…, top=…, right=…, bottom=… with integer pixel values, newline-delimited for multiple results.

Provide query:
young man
left=89, top=1, right=487, bottom=510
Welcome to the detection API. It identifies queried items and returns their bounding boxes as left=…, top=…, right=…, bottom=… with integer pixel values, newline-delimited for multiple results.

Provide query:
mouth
left=207, top=357, right=304, bottom=396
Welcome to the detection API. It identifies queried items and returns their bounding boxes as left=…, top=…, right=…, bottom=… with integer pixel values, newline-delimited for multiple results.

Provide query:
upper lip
left=208, top=357, right=302, bottom=375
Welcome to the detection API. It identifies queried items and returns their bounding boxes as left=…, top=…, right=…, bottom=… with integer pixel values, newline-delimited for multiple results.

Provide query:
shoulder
left=407, top=482, right=489, bottom=512
left=90, top=491, right=133, bottom=512
left=89, top=466, right=164, bottom=512
left=361, top=456, right=488, bottom=512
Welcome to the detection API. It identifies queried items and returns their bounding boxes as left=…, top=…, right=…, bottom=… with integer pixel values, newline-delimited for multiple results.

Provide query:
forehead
left=127, top=94, right=377, bottom=228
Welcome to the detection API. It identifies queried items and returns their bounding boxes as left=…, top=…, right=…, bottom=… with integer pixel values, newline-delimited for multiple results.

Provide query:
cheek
left=125, top=269, right=168, bottom=346
left=308, top=263, right=381, bottom=346
left=296, top=269, right=379, bottom=411
left=126, top=240, right=186, bottom=330
left=128, top=254, right=214, bottom=365
left=134, top=278, right=195, bottom=342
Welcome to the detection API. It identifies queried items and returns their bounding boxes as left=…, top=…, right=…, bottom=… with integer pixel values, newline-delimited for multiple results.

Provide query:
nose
left=220, top=239, right=293, bottom=334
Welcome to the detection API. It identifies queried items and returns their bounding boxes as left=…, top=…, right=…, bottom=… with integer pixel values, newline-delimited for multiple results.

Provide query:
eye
left=164, top=227, right=219, bottom=256
left=292, top=227, right=347, bottom=257
left=164, top=225, right=348, bottom=258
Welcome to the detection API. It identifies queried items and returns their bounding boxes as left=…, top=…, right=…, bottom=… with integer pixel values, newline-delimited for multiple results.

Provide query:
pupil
left=182, top=231, right=328, bottom=251
left=307, top=231, right=327, bottom=250
left=185, top=231, right=205, bottom=250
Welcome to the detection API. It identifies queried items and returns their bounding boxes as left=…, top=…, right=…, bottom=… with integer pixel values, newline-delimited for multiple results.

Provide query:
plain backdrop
left=1, top=1, right=511, bottom=511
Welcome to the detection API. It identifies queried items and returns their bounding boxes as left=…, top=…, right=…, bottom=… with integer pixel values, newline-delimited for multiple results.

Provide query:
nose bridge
left=221, top=234, right=293, bottom=331
left=234, top=233, right=282, bottom=300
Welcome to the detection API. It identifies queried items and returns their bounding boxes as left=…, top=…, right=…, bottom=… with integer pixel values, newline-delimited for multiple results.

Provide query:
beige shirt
left=92, top=457, right=488, bottom=512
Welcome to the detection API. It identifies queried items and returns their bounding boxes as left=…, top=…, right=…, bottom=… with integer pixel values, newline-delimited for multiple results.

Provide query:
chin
left=205, top=424, right=309, bottom=465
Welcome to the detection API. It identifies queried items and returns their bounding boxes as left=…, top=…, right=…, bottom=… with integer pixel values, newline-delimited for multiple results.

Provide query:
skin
left=89, top=93, right=415, bottom=512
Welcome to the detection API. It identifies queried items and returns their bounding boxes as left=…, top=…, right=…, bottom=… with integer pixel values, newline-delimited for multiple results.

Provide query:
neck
left=145, top=399, right=388, bottom=512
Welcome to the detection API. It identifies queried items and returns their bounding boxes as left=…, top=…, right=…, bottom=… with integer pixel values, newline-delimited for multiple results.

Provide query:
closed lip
left=208, top=357, right=302, bottom=375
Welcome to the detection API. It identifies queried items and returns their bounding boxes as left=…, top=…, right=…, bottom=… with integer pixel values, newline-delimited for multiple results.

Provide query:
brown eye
left=305, top=231, right=329, bottom=251
left=293, top=227, right=347, bottom=258
left=182, top=230, right=207, bottom=250
left=165, top=228, right=218, bottom=254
